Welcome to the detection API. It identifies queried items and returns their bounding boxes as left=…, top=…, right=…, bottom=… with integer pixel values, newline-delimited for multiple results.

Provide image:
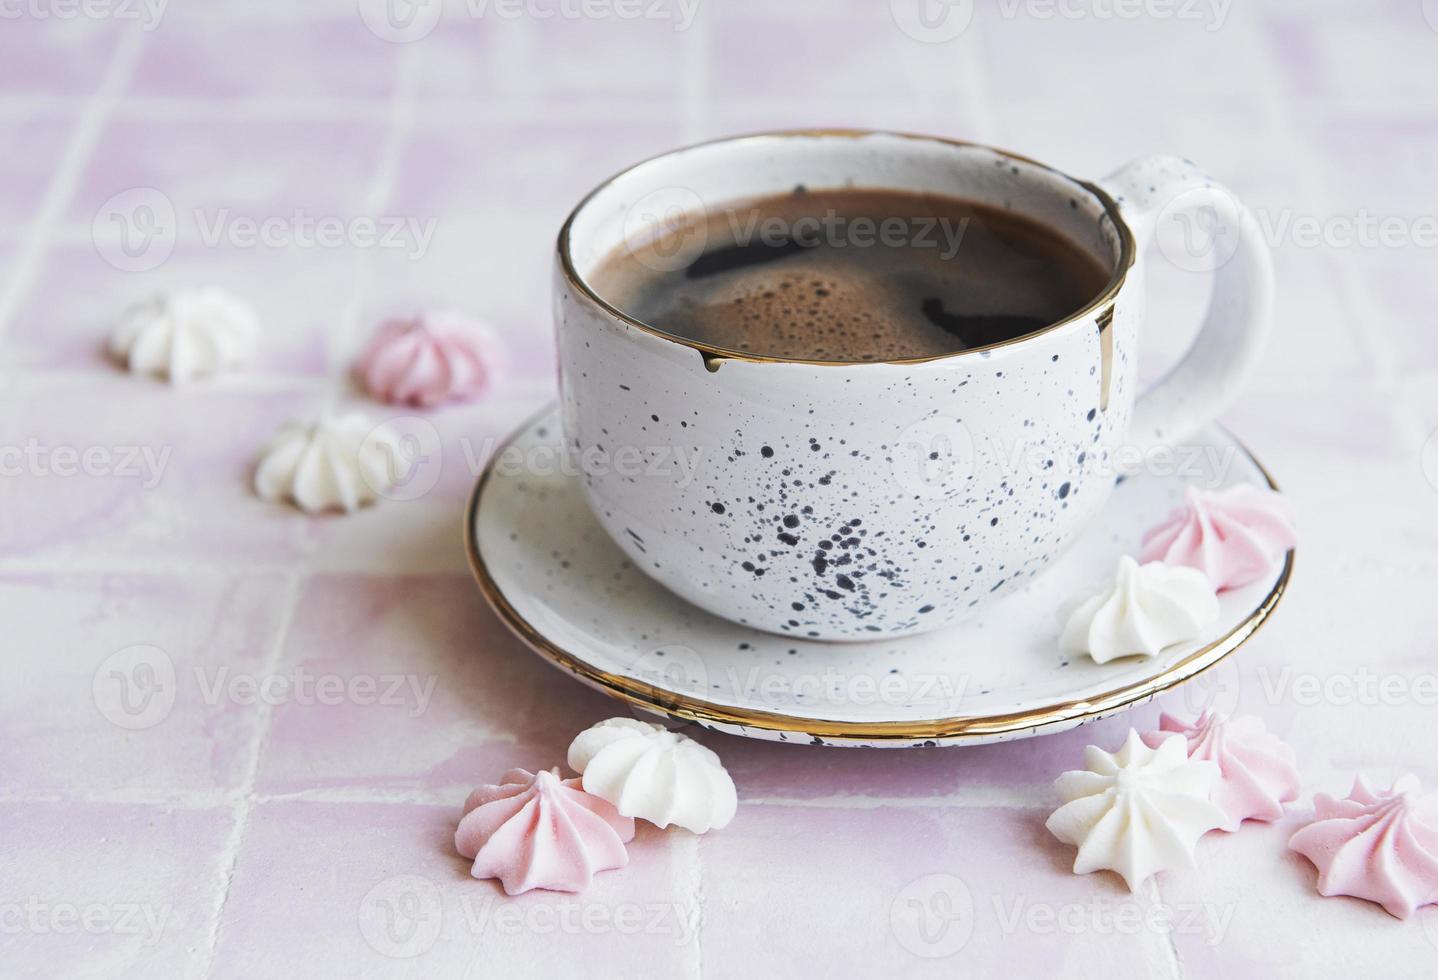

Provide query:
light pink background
left=2, top=2, right=1436, bottom=976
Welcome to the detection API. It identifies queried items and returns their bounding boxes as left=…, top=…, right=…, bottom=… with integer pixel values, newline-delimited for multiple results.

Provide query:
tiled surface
left=0, top=2, right=1435, bottom=977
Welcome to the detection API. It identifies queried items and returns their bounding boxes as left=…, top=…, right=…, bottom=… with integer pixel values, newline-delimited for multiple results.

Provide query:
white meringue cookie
left=1047, top=730, right=1226, bottom=891
left=110, top=288, right=258, bottom=383
left=568, top=718, right=737, bottom=834
left=253, top=413, right=400, bottom=514
left=1060, top=556, right=1219, bottom=664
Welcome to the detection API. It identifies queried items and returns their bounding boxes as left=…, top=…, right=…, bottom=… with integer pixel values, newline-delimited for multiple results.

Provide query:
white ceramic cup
left=554, top=130, right=1272, bottom=640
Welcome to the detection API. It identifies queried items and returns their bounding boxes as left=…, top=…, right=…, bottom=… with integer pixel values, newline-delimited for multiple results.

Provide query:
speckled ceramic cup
left=554, top=130, right=1272, bottom=640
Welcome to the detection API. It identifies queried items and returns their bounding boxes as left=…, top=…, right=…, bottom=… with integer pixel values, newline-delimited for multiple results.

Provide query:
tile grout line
left=735, top=790, right=1053, bottom=809
left=1147, top=876, right=1187, bottom=980
left=1147, top=27, right=1286, bottom=980
left=320, top=46, right=418, bottom=412
left=1243, top=18, right=1403, bottom=400
left=1192, top=13, right=1408, bottom=453
left=677, top=15, right=709, bottom=976
left=677, top=0, right=711, bottom=143
left=0, top=367, right=1375, bottom=396
left=4, top=91, right=1436, bottom=123
left=198, top=56, right=417, bottom=977
left=0, top=27, right=146, bottom=342
left=196, top=569, right=306, bottom=980
left=0, top=372, right=556, bottom=395
left=952, top=21, right=999, bottom=142
left=0, top=560, right=479, bottom=576
left=685, top=831, right=705, bottom=980
left=0, top=786, right=1058, bottom=810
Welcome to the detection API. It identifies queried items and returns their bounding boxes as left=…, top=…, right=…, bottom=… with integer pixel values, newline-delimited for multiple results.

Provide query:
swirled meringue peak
left=110, top=288, right=258, bottom=383
left=1288, top=775, right=1438, bottom=919
left=568, top=719, right=737, bottom=834
left=1060, top=556, right=1219, bottom=664
left=1047, top=730, right=1226, bottom=891
left=253, top=413, right=399, bottom=514
left=455, top=767, right=635, bottom=895
left=1140, top=484, right=1295, bottom=590
left=357, top=311, right=501, bottom=407
left=1141, top=711, right=1300, bottom=831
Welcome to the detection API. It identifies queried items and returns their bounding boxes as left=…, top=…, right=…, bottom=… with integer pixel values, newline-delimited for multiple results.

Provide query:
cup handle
left=1099, top=155, right=1274, bottom=453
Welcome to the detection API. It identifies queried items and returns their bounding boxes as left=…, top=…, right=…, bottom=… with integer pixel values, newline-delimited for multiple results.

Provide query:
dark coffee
left=591, top=187, right=1111, bottom=361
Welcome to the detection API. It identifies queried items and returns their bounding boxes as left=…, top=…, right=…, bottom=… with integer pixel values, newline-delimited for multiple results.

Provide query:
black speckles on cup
left=554, top=139, right=1141, bottom=639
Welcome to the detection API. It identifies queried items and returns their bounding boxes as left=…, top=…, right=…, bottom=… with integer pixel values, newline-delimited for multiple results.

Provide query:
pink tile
left=302, top=396, right=557, bottom=572
left=710, top=0, right=877, bottom=20
left=510, top=15, right=696, bottom=98
left=976, top=10, right=1263, bottom=103
left=408, top=16, right=689, bottom=102
left=0, top=18, right=125, bottom=96
left=356, top=216, right=557, bottom=382
left=700, top=803, right=1175, bottom=978
left=1158, top=814, right=1438, bottom=978
left=991, top=95, right=1294, bottom=190
left=711, top=10, right=964, bottom=101
left=6, top=242, right=350, bottom=376
left=1342, top=246, right=1438, bottom=374
left=387, top=117, right=683, bottom=219
left=1263, top=12, right=1438, bottom=104
left=211, top=800, right=698, bottom=976
left=379, top=119, right=679, bottom=363
left=1224, top=381, right=1409, bottom=473
left=706, top=102, right=982, bottom=142
left=0, top=245, right=15, bottom=318
left=359, top=194, right=556, bottom=327
left=716, top=709, right=1156, bottom=802
left=1222, top=382, right=1424, bottom=567
left=1144, top=563, right=1438, bottom=795
left=160, top=0, right=356, bottom=19
left=0, top=572, right=287, bottom=795
left=1247, top=247, right=1370, bottom=383
left=129, top=19, right=399, bottom=100
left=0, top=376, right=318, bottom=566
left=0, top=112, right=75, bottom=233
left=1309, top=114, right=1438, bottom=215
left=254, top=573, right=621, bottom=795
left=66, top=116, right=388, bottom=230
left=0, top=801, right=233, bottom=979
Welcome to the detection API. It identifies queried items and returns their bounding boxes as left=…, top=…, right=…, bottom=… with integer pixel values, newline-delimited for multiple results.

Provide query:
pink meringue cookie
left=1140, top=710, right=1300, bottom=831
left=455, top=767, right=635, bottom=895
left=357, top=312, right=500, bottom=407
left=1288, top=775, right=1438, bottom=919
left=1140, top=484, right=1296, bottom=590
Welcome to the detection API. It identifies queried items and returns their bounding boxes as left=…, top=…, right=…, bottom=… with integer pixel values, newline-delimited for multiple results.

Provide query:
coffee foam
left=655, top=260, right=964, bottom=361
left=592, top=188, right=1110, bottom=361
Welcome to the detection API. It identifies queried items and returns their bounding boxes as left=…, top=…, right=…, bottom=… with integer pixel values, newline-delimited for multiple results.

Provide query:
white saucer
left=466, top=406, right=1292, bottom=748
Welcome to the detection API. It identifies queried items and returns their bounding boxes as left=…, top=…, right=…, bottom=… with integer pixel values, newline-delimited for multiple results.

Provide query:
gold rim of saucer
left=463, top=407, right=1294, bottom=745
left=555, top=128, right=1137, bottom=369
